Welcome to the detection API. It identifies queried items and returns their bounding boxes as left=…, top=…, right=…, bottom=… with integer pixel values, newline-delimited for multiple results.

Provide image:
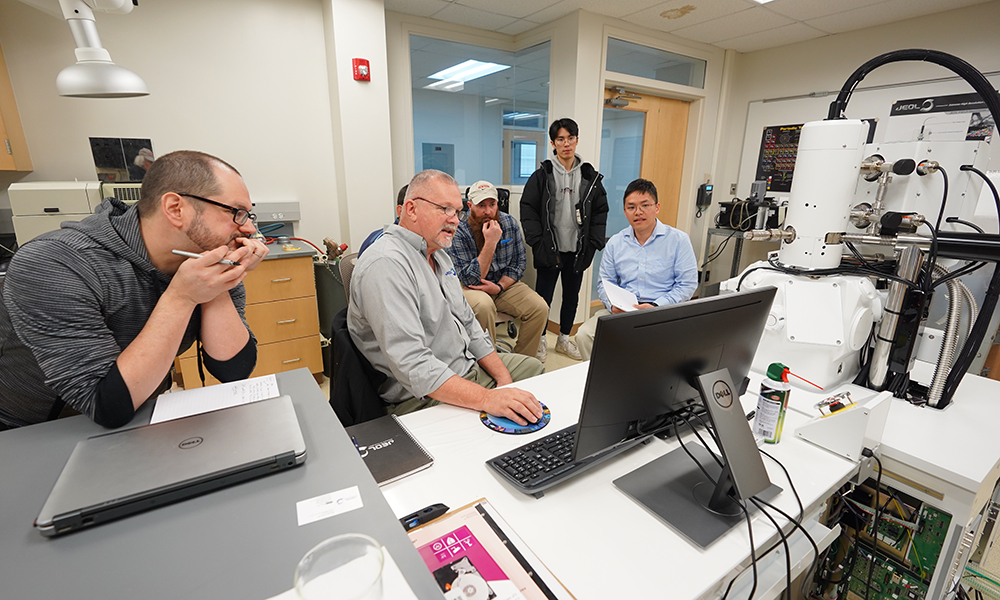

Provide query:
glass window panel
left=411, top=35, right=550, bottom=186
left=510, top=141, right=537, bottom=184
left=605, top=38, right=705, bottom=89
left=592, top=107, right=646, bottom=300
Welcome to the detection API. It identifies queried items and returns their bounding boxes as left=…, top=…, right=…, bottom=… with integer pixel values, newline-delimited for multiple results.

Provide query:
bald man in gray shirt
left=349, top=170, right=545, bottom=425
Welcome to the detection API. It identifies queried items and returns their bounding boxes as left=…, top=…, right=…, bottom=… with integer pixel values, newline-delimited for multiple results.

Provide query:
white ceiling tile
left=670, top=6, right=795, bottom=43
left=387, top=0, right=993, bottom=52
left=523, top=0, right=579, bottom=23
left=716, top=22, right=828, bottom=53
left=621, top=0, right=755, bottom=33
left=762, top=0, right=888, bottom=21
left=384, top=0, right=452, bottom=18
left=454, top=0, right=561, bottom=19
left=430, top=3, right=520, bottom=31
left=496, top=19, right=543, bottom=36
left=574, top=0, right=681, bottom=19
left=806, top=0, right=991, bottom=34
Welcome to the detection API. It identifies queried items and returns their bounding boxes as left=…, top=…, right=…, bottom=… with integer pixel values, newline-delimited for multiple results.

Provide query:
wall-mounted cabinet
left=0, top=41, right=32, bottom=172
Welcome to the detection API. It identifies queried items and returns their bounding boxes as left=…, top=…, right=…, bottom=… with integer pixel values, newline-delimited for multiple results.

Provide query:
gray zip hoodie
left=551, top=154, right=582, bottom=252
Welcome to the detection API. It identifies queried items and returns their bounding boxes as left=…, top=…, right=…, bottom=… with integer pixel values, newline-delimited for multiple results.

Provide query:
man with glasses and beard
left=0, top=150, right=269, bottom=430
left=349, top=170, right=545, bottom=424
left=446, top=180, right=547, bottom=358
left=574, top=178, right=697, bottom=360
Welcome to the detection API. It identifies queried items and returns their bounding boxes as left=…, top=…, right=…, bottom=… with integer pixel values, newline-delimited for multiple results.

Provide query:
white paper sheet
left=150, top=374, right=280, bottom=424
left=296, top=486, right=364, bottom=527
left=265, top=548, right=418, bottom=600
left=603, top=281, right=639, bottom=312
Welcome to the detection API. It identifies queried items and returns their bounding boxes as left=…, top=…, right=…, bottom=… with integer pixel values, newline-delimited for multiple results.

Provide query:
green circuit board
left=825, top=483, right=954, bottom=600
left=848, top=545, right=928, bottom=600
left=907, top=505, right=951, bottom=577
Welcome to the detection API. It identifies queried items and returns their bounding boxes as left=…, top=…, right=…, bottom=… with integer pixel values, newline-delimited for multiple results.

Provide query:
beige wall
left=0, top=0, right=344, bottom=248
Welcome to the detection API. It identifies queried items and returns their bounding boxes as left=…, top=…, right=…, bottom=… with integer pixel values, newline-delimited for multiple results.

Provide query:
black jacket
left=330, top=308, right=387, bottom=427
left=519, top=159, right=609, bottom=272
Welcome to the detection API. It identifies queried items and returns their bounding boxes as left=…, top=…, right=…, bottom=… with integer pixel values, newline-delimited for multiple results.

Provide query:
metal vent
left=101, top=183, right=142, bottom=205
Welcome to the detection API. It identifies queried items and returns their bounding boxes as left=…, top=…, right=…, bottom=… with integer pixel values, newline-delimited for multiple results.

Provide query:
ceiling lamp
left=56, top=0, right=148, bottom=98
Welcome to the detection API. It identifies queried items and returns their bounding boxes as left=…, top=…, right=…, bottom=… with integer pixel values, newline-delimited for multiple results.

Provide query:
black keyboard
left=485, top=425, right=648, bottom=498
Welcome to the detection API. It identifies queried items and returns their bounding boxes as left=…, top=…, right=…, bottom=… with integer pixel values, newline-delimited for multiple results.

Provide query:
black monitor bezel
left=572, top=286, right=777, bottom=461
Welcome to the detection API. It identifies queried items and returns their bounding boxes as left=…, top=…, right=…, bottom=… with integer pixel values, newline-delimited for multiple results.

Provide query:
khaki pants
left=387, top=352, right=545, bottom=416
left=574, top=308, right=610, bottom=361
left=463, top=281, right=548, bottom=356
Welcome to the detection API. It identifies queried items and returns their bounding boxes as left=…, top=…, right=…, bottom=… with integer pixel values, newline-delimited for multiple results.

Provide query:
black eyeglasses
left=414, top=197, right=462, bottom=218
left=178, top=193, right=257, bottom=225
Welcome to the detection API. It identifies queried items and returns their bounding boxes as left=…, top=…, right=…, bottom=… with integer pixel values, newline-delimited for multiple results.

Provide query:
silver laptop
left=35, top=395, right=306, bottom=537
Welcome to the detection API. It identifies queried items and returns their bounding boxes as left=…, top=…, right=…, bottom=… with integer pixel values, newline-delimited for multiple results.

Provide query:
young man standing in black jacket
left=519, top=118, right=609, bottom=362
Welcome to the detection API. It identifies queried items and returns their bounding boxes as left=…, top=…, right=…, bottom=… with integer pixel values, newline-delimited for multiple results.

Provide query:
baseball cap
left=467, top=180, right=498, bottom=205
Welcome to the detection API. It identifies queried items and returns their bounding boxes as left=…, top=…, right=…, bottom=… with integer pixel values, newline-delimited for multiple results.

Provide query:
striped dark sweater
left=0, top=198, right=254, bottom=429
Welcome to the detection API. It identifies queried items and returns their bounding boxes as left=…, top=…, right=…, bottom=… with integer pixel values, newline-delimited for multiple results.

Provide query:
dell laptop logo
left=712, top=381, right=733, bottom=408
left=178, top=437, right=204, bottom=449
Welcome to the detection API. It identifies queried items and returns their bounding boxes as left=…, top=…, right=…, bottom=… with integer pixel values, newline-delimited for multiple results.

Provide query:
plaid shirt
left=447, top=212, right=526, bottom=287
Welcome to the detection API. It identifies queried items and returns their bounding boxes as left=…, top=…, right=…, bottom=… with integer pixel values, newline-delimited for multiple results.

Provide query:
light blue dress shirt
left=598, top=220, right=698, bottom=310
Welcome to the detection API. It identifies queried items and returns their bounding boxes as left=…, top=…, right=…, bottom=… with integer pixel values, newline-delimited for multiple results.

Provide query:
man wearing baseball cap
left=446, top=180, right=549, bottom=358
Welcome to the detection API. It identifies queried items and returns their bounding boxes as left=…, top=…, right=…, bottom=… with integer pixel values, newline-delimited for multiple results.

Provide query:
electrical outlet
left=729, top=183, right=738, bottom=195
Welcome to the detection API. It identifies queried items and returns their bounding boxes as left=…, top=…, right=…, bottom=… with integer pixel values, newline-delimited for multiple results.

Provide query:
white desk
left=381, top=363, right=859, bottom=599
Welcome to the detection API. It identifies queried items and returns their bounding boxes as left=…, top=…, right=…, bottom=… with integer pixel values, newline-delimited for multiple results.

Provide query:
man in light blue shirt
left=575, top=178, right=698, bottom=360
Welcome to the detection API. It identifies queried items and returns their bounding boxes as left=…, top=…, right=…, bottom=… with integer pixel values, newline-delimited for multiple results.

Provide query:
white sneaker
left=555, top=334, right=582, bottom=360
left=536, top=336, right=548, bottom=363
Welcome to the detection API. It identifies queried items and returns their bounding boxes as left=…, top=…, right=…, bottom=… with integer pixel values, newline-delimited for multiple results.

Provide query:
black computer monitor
left=574, top=286, right=779, bottom=547
left=575, top=286, right=775, bottom=458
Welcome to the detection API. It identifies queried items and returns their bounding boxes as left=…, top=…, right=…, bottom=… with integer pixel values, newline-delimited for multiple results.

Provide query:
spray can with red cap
left=755, top=363, right=792, bottom=444
left=753, top=363, right=823, bottom=443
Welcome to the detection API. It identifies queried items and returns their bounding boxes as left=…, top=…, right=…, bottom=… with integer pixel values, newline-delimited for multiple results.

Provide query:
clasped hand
left=169, top=238, right=269, bottom=305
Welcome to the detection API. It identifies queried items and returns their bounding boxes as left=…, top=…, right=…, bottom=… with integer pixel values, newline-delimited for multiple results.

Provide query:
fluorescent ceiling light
left=429, top=59, right=510, bottom=83
left=423, top=80, right=465, bottom=92
left=484, top=98, right=502, bottom=104
left=751, top=0, right=775, bottom=3
left=505, top=112, right=541, bottom=120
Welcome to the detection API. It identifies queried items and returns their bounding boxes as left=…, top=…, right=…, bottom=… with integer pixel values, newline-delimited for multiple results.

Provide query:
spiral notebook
left=346, top=414, right=433, bottom=485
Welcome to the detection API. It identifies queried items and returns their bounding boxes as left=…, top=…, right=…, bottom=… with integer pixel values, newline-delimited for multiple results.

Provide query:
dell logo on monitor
left=712, top=381, right=733, bottom=408
left=178, top=437, right=204, bottom=449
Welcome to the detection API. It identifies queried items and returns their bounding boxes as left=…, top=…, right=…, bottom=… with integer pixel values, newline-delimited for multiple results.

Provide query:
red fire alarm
left=352, top=58, right=371, bottom=81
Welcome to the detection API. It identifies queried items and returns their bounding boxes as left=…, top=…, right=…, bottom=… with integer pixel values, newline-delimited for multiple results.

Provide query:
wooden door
left=603, top=88, right=689, bottom=227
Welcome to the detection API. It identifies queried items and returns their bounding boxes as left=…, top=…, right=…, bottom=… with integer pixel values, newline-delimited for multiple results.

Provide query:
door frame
left=602, top=87, right=691, bottom=229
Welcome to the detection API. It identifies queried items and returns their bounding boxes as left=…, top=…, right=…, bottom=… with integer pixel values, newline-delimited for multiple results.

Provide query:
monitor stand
left=613, top=368, right=781, bottom=548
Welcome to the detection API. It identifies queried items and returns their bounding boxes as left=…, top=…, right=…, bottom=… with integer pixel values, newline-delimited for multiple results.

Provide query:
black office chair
left=329, top=307, right=387, bottom=427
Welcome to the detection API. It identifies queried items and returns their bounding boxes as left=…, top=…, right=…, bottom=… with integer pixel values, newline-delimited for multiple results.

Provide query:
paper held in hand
left=603, top=281, right=638, bottom=312
left=150, top=374, right=280, bottom=423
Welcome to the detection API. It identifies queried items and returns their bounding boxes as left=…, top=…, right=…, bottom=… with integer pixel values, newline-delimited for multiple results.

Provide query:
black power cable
left=861, top=451, right=884, bottom=600
left=922, top=167, right=950, bottom=293
left=961, top=165, right=1000, bottom=222
left=749, top=497, right=794, bottom=600
left=683, top=416, right=818, bottom=600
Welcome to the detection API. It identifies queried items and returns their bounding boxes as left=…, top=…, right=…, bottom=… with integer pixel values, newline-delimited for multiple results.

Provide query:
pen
left=171, top=249, right=241, bottom=267
left=500, top=238, right=512, bottom=245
